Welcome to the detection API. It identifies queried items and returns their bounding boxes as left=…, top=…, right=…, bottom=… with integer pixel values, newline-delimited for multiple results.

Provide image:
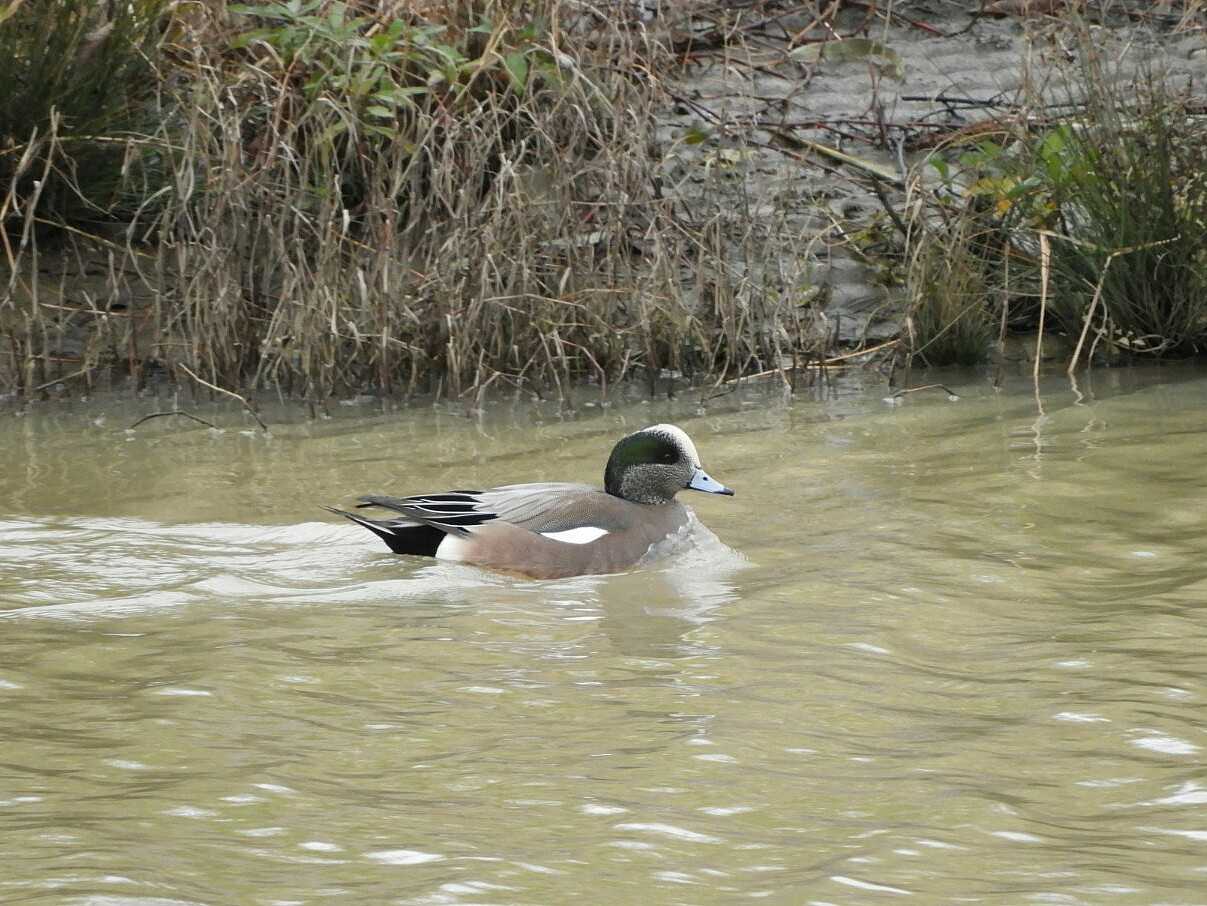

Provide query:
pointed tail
left=323, top=505, right=445, bottom=557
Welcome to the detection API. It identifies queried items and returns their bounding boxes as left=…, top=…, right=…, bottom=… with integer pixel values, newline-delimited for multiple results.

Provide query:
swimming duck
left=327, top=423, right=733, bottom=579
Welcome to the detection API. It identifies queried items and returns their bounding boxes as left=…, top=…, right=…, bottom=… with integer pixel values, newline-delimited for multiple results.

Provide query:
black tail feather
left=323, top=506, right=445, bottom=557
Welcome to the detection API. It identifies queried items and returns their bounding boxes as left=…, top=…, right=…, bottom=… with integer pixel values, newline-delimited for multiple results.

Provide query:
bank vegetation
left=904, top=43, right=1207, bottom=372
left=2, top=1, right=1206, bottom=404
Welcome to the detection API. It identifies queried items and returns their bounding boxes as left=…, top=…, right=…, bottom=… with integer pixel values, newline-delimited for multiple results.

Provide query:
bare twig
left=822, top=338, right=900, bottom=364
left=868, top=177, right=908, bottom=238
left=176, top=363, right=269, bottom=432
left=32, top=364, right=95, bottom=393
left=767, top=126, right=904, bottom=185
left=711, top=338, right=900, bottom=391
left=129, top=410, right=218, bottom=430
left=889, top=383, right=959, bottom=400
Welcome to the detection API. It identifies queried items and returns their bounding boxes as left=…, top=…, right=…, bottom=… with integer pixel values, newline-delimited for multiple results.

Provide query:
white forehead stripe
left=647, top=423, right=700, bottom=467
left=541, top=526, right=610, bottom=545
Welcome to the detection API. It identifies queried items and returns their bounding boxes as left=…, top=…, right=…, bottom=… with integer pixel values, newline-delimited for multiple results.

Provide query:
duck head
left=604, top=423, right=734, bottom=505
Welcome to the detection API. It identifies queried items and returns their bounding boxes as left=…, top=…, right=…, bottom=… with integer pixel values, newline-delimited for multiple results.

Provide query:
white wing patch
left=540, top=526, right=610, bottom=545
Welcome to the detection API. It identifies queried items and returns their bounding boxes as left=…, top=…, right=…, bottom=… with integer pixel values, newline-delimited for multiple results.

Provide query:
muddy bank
left=658, top=0, right=1205, bottom=342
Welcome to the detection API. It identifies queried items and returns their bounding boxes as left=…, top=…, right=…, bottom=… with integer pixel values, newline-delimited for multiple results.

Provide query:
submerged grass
left=0, top=0, right=831, bottom=401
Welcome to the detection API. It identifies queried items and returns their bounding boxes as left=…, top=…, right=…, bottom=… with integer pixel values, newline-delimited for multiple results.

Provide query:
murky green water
left=3, top=368, right=1207, bottom=904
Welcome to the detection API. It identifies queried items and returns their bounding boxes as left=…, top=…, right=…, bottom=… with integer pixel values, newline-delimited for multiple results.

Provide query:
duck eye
left=659, top=450, right=677, bottom=464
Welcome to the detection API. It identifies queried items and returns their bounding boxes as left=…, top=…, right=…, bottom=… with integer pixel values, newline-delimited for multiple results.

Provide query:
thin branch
left=32, top=364, right=95, bottom=393
left=889, top=383, right=959, bottom=400
left=823, top=337, right=900, bottom=364
left=868, top=177, right=909, bottom=238
left=176, top=363, right=269, bottom=432
left=711, top=339, right=900, bottom=391
left=129, top=410, right=218, bottom=430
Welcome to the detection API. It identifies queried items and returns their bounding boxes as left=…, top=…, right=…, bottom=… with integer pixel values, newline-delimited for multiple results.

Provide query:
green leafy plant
left=226, top=1, right=564, bottom=218
left=918, top=65, right=1207, bottom=364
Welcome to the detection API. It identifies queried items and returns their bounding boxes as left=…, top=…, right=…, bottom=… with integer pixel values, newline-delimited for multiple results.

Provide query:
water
left=3, top=368, right=1207, bottom=904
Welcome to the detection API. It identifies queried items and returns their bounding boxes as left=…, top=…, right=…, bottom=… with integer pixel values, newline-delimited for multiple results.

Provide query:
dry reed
left=0, top=0, right=832, bottom=402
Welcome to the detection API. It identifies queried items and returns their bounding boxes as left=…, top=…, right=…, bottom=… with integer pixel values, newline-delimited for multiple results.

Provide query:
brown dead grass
left=0, top=0, right=832, bottom=402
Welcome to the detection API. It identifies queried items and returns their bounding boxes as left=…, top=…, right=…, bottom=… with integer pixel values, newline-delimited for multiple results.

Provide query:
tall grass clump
left=902, top=205, right=998, bottom=367
left=901, top=131, right=1035, bottom=367
left=905, top=49, right=1207, bottom=368
left=0, top=0, right=169, bottom=229
left=1035, top=79, right=1207, bottom=358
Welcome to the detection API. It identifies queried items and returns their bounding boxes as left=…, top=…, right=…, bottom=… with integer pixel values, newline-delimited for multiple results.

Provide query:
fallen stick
left=888, top=383, right=959, bottom=400
left=129, top=410, right=219, bottom=430
left=716, top=339, right=900, bottom=387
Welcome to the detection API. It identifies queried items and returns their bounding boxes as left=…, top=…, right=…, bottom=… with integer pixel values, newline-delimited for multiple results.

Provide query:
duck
left=327, top=423, right=733, bottom=580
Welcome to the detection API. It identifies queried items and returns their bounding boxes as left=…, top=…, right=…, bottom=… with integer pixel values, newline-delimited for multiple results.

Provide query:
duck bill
left=687, top=467, right=734, bottom=496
